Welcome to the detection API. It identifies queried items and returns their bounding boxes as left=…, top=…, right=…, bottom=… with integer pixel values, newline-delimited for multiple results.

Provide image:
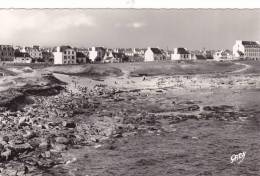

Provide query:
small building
left=89, top=47, right=106, bottom=62
left=42, top=51, right=54, bottom=64
left=213, top=50, right=233, bottom=61
left=233, top=40, right=260, bottom=60
left=14, top=51, right=32, bottom=63
left=192, top=54, right=207, bottom=60
left=22, top=46, right=43, bottom=60
left=129, top=54, right=144, bottom=62
left=171, top=48, right=192, bottom=60
left=125, top=48, right=134, bottom=57
left=76, top=52, right=88, bottom=64
left=103, top=51, right=128, bottom=63
left=0, top=45, right=15, bottom=62
left=203, top=50, right=214, bottom=60
left=144, top=47, right=164, bottom=62
left=53, top=46, right=76, bottom=65
left=134, top=48, right=145, bottom=56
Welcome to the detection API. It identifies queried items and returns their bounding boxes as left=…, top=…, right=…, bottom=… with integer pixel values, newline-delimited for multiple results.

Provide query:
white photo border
left=0, top=0, right=259, bottom=9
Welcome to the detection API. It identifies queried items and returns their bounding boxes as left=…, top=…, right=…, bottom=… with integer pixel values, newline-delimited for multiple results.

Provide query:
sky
left=0, top=9, right=260, bottom=50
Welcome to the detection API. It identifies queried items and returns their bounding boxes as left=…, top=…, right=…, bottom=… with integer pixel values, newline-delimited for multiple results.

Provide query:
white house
left=134, top=48, right=145, bottom=56
left=89, top=47, right=106, bottom=62
left=22, top=46, right=42, bottom=60
left=53, top=46, right=76, bottom=65
left=144, top=47, right=164, bottom=62
left=171, top=48, right=192, bottom=60
left=213, top=50, right=233, bottom=61
left=233, top=40, right=260, bottom=60
left=103, top=51, right=126, bottom=63
left=125, top=48, right=134, bottom=57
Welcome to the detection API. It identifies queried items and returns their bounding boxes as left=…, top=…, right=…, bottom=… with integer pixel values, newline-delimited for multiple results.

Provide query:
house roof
left=53, top=46, right=72, bottom=52
left=150, top=48, right=163, bottom=54
left=60, top=46, right=72, bottom=52
left=237, top=51, right=244, bottom=56
left=15, top=52, right=30, bottom=57
left=76, top=52, right=86, bottom=57
left=176, top=48, right=190, bottom=54
left=125, top=48, right=133, bottom=52
left=112, top=52, right=126, bottom=58
left=91, top=47, right=106, bottom=51
left=196, top=55, right=207, bottom=60
left=242, top=41, right=260, bottom=48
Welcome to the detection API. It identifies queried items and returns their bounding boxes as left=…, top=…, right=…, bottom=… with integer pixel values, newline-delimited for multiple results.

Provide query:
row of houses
left=144, top=47, right=208, bottom=61
left=144, top=40, right=260, bottom=62
left=0, top=40, right=259, bottom=64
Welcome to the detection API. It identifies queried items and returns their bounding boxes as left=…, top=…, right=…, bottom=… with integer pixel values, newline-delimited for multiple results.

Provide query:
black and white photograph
left=0, top=1, right=260, bottom=175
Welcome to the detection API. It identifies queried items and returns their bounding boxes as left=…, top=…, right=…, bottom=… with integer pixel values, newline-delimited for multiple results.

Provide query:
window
left=72, top=56, right=75, bottom=59
left=64, top=56, right=67, bottom=59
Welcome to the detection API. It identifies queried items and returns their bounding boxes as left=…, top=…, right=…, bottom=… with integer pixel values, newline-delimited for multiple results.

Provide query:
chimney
left=57, top=46, right=60, bottom=52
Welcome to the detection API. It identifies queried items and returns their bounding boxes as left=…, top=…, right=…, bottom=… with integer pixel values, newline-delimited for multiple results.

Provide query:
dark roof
left=112, top=52, right=126, bottom=58
left=237, top=51, right=244, bottom=56
left=195, top=55, right=207, bottom=60
left=125, top=48, right=133, bottom=52
left=242, top=41, right=260, bottom=48
left=76, top=52, right=86, bottom=57
left=60, top=46, right=72, bottom=52
left=15, top=52, right=30, bottom=57
left=53, top=46, right=72, bottom=52
left=150, top=48, right=163, bottom=54
left=176, top=48, right=190, bottom=54
left=91, top=47, right=106, bottom=51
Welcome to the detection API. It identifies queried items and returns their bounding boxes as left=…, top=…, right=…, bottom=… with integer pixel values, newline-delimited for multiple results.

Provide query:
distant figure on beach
left=143, top=76, right=146, bottom=81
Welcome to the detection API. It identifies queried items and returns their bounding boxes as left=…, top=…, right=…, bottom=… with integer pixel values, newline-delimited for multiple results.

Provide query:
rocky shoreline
left=0, top=73, right=253, bottom=175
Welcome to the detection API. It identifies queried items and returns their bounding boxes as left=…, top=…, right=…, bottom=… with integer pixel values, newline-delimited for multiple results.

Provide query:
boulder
left=55, top=136, right=69, bottom=144
left=51, top=144, right=67, bottom=152
left=62, top=121, right=76, bottom=128
left=10, top=143, right=32, bottom=154
left=1, top=148, right=12, bottom=161
left=39, top=139, right=50, bottom=150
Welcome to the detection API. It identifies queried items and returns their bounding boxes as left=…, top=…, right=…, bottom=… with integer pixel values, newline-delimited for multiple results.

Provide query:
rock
left=39, top=139, right=50, bottom=150
left=28, top=138, right=41, bottom=149
left=182, top=135, right=189, bottom=139
left=45, top=151, right=51, bottom=158
left=51, top=144, right=67, bottom=152
left=239, top=116, right=248, bottom=121
left=10, top=143, right=32, bottom=154
left=102, top=128, right=114, bottom=137
left=0, top=143, right=4, bottom=153
left=18, top=116, right=29, bottom=125
left=37, top=159, right=56, bottom=168
left=62, top=121, right=76, bottom=128
left=192, top=136, right=199, bottom=140
left=23, top=130, right=37, bottom=139
left=55, top=136, right=69, bottom=144
left=2, top=136, right=9, bottom=143
left=1, top=148, right=12, bottom=160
